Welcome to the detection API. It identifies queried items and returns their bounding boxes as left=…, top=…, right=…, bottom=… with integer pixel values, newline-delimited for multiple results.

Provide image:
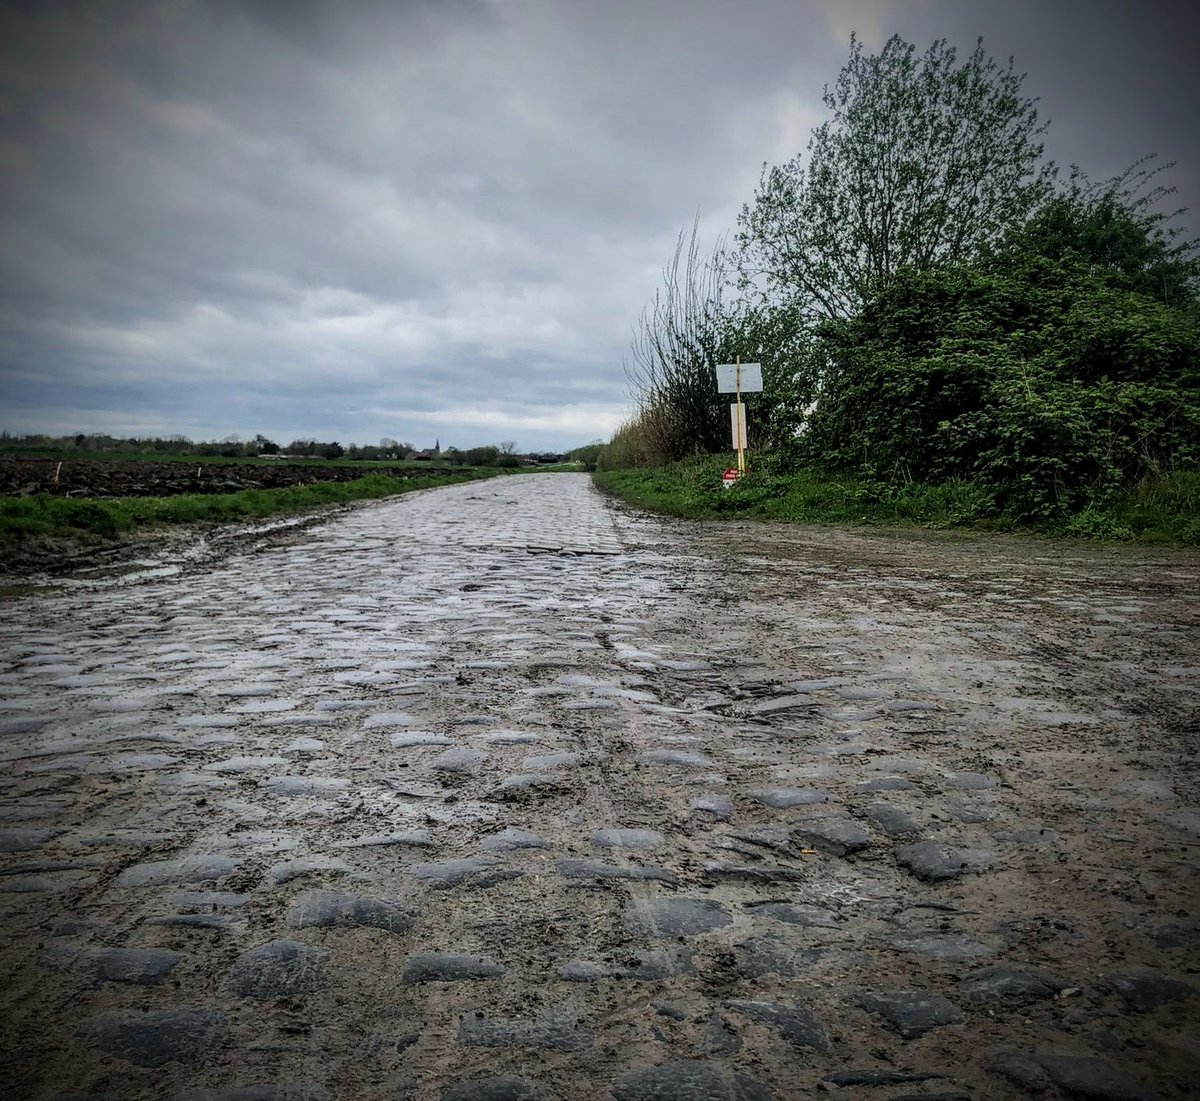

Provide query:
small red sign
left=722, top=468, right=741, bottom=489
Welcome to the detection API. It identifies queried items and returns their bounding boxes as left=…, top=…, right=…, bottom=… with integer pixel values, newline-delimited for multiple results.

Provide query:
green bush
left=799, top=253, right=1199, bottom=521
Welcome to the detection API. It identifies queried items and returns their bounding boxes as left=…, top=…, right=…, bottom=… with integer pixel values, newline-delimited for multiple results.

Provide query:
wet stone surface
left=408, top=856, right=523, bottom=889
left=431, top=748, right=488, bottom=775
left=456, top=1005, right=594, bottom=1051
left=854, top=990, right=965, bottom=1038
left=229, top=940, right=330, bottom=999
left=87, top=947, right=183, bottom=987
left=268, top=855, right=352, bottom=884
left=749, top=787, right=832, bottom=808
left=560, top=948, right=694, bottom=982
left=400, top=952, right=506, bottom=984
left=2, top=473, right=1197, bottom=1100
left=591, top=827, right=663, bottom=849
left=724, top=999, right=828, bottom=1052
left=479, top=827, right=549, bottom=852
left=175, top=1088, right=332, bottom=1101
left=745, top=902, right=841, bottom=928
left=789, top=816, right=870, bottom=856
left=611, top=1061, right=772, bottom=1101
left=439, top=1078, right=543, bottom=1101
left=866, top=802, right=920, bottom=837
left=892, top=933, right=997, bottom=962
left=991, top=1052, right=1162, bottom=1101
left=895, top=840, right=996, bottom=882
left=79, top=1008, right=227, bottom=1068
left=690, top=794, right=733, bottom=821
left=1109, top=972, right=1196, bottom=1012
left=285, top=890, right=415, bottom=934
left=734, top=937, right=828, bottom=979
left=621, top=897, right=733, bottom=937
left=114, top=855, right=239, bottom=888
left=636, top=749, right=714, bottom=768
left=959, top=965, right=1065, bottom=1003
left=556, top=858, right=676, bottom=884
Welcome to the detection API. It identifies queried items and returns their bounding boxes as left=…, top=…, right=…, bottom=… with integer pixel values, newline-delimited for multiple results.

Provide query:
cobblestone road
left=1, top=474, right=1197, bottom=1101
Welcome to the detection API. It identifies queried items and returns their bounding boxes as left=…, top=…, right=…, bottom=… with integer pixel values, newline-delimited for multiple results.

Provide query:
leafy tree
left=464, top=445, right=498, bottom=466
left=992, top=157, right=1198, bottom=307
left=738, top=34, right=1055, bottom=322
left=567, top=441, right=604, bottom=471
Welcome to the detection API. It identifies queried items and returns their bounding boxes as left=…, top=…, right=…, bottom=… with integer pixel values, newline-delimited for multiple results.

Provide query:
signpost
left=729, top=403, right=747, bottom=450
left=715, top=358, right=762, bottom=479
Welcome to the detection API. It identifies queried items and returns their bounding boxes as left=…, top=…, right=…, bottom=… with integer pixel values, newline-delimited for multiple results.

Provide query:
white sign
left=730, top=402, right=747, bottom=450
left=716, top=362, right=763, bottom=393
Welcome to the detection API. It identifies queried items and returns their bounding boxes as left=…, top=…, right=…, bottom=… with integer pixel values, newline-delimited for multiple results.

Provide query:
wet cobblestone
left=1, top=473, right=1197, bottom=1099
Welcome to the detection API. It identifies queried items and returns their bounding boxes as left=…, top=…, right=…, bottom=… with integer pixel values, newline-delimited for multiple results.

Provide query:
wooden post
left=735, top=356, right=746, bottom=474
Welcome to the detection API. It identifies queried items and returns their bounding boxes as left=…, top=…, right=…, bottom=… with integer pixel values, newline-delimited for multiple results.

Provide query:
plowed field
left=0, top=458, right=458, bottom=498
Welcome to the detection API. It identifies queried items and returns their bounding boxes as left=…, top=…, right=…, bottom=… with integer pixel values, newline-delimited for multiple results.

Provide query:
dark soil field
left=0, top=458, right=460, bottom=499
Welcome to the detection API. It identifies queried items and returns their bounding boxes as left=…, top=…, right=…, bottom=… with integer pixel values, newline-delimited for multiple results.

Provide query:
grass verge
left=593, top=457, right=1200, bottom=546
left=0, top=469, right=501, bottom=543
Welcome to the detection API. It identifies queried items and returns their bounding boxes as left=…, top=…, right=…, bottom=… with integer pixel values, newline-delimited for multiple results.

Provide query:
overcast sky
left=1, top=0, right=1195, bottom=452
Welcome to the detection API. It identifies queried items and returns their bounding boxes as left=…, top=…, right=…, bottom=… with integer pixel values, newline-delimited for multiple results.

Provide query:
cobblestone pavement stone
left=1, top=473, right=1198, bottom=1100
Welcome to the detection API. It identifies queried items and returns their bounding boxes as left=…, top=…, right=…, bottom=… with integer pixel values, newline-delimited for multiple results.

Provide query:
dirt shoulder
left=0, top=499, right=367, bottom=585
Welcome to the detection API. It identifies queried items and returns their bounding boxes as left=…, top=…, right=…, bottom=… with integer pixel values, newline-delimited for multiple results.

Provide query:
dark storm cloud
left=905, top=0, right=1198, bottom=217
left=1, top=0, right=1195, bottom=448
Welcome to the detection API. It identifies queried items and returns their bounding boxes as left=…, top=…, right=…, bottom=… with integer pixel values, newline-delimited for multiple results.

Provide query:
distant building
left=406, top=440, right=444, bottom=461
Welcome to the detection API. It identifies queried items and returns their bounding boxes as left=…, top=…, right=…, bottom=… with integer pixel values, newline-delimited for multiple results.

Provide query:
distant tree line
left=0, top=431, right=358, bottom=460
left=0, top=431, right=583, bottom=468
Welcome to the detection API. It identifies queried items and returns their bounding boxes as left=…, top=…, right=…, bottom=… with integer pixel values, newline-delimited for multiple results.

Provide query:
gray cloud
left=1, top=0, right=1194, bottom=450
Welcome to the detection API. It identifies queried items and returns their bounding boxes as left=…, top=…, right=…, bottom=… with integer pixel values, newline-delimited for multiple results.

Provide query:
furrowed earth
left=0, top=473, right=1196, bottom=1101
left=0, top=457, right=465, bottom=498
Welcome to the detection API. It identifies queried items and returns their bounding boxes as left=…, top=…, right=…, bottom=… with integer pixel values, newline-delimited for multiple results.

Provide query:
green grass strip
left=594, top=458, right=1200, bottom=546
left=0, top=470, right=502, bottom=542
